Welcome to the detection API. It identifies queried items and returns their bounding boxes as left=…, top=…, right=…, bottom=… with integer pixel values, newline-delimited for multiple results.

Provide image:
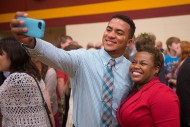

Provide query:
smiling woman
left=130, top=51, right=159, bottom=89
left=117, top=46, right=180, bottom=127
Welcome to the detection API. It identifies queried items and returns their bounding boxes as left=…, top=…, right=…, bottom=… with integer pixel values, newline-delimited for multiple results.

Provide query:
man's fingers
left=10, top=11, right=35, bottom=47
left=15, top=12, right=28, bottom=18
left=11, top=11, right=28, bottom=28
left=10, top=18, right=24, bottom=27
left=11, top=26, right=27, bottom=34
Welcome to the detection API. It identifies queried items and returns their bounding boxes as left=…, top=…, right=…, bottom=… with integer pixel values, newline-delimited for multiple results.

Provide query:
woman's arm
left=151, top=88, right=180, bottom=127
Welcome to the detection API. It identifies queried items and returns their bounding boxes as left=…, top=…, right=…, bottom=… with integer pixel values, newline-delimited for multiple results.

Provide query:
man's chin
left=104, top=48, right=114, bottom=52
left=104, top=46, right=115, bottom=51
left=104, top=48, right=117, bottom=54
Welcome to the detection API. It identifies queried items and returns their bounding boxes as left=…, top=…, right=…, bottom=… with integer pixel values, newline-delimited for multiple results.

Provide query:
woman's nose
left=133, top=63, right=140, bottom=69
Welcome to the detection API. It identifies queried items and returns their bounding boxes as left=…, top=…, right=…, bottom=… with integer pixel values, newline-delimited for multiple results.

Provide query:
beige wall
left=66, top=14, right=190, bottom=49
left=43, top=27, right=66, bottom=45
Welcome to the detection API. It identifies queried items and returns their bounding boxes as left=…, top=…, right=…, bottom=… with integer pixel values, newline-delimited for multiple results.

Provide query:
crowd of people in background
left=0, top=11, right=189, bottom=127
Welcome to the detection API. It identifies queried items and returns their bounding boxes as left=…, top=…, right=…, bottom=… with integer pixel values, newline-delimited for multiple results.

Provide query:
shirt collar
left=99, top=48, right=126, bottom=69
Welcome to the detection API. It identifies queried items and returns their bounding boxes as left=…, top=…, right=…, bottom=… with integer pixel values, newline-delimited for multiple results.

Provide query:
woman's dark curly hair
left=137, top=46, right=164, bottom=74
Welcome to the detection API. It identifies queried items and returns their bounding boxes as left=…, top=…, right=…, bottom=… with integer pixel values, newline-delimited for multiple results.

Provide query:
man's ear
left=126, top=39, right=133, bottom=47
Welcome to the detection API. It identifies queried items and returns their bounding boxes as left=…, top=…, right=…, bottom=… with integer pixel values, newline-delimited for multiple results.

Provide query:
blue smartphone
left=17, top=17, right=45, bottom=38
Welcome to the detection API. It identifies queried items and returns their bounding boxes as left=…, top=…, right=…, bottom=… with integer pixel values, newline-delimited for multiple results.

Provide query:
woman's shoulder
left=152, top=82, right=175, bottom=92
left=0, top=72, right=38, bottom=98
left=150, top=82, right=178, bottom=102
left=7, top=72, right=32, bottom=78
left=180, top=56, right=190, bottom=68
left=4, top=72, right=36, bottom=86
left=47, top=68, right=56, bottom=75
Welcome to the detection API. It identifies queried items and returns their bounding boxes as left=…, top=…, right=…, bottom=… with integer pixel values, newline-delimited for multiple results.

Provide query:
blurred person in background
left=174, top=41, right=190, bottom=127
left=0, top=72, right=5, bottom=126
left=155, top=41, right=165, bottom=53
left=86, top=42, right=95, bottom=50
left=57, top=35, right=73, bottom=49
left=0, top=36, right=54, bottom=127
left=32, top=58, right=59, bottom=127
left=56, top=35, right=74, bottom=127
left=0, top=72, right=5, bottom=85
left=95, top=42, right=103, bottom=49
left=135, top=32, right=166, bottom=84
left=164, top=37, right=180, bottom=87
left=63, top=43, right=83, bottom=127
left=125, top=36, right=136, bottom=61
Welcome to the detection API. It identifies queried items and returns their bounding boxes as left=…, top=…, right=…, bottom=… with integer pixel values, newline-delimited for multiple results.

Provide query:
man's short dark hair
left=111, top=14, right=136, bottom=39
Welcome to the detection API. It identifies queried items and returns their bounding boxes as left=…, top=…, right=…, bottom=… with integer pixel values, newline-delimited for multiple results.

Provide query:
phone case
left=17, top=17, right=45, bottom=38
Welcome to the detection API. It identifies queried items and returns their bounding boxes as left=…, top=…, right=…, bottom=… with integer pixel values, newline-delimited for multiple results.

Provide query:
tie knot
left=107, top=59, right=115, bottom=69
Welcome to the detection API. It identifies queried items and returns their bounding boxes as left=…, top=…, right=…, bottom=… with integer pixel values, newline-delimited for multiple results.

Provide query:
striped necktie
left=101, top=59, right=115, bottom=127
